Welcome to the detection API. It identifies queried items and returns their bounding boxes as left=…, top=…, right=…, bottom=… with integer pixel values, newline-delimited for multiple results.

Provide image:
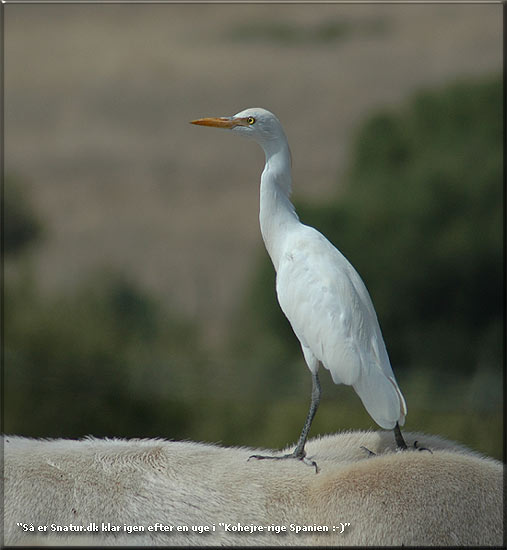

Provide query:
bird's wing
left=275, top=225, right=397, bottom=386
left=275, top=226, right=406, bottom=428
left=275, top=225, right=406, bottom=428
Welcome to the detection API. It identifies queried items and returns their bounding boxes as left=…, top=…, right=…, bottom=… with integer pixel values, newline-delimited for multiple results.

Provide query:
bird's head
left=191, top=108, right=287, bottom=149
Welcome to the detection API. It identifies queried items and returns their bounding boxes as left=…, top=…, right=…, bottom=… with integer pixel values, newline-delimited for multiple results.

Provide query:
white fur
left=3, top=431, right=503, bottom=546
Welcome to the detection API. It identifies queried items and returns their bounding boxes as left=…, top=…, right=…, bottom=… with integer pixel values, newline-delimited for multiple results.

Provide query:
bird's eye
left=247, top=117, right=256, bottom=125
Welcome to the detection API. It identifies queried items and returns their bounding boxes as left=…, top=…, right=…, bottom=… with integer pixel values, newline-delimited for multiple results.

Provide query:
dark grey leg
left=249, top=372, right=321, bottom=473
left=292, top=372, right=321, bottom=457
left=394, top=422, right=408, bottom=450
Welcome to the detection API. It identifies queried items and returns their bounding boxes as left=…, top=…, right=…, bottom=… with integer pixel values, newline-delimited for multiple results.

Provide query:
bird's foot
left=361, top=441, right=432, bottom=457
left=396, top=440, right=433, bottom=453
left=248, top=450, right=319, bottom=473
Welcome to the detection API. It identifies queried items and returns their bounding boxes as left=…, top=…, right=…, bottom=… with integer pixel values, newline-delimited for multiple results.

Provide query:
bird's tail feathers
left=353, top=370, right=406, bottom=430
left=388, top=375, right=407, bottom=426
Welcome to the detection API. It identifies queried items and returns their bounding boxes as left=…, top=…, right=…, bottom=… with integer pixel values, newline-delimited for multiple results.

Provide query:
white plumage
left=192, top=108, right=408, bottom=466
left=276, top=224, right=406, bottom=428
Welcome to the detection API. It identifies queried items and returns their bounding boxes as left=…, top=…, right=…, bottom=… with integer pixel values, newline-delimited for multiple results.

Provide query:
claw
left=360, top=445, right=376, bottom=457
left=302, top=456, right=320, bottom=473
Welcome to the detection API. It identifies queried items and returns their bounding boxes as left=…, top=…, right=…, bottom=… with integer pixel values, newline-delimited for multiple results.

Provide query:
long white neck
left=259, top=139, right=300, bottom=272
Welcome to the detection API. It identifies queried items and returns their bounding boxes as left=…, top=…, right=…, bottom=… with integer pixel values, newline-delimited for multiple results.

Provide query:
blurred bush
left=231, top=75, right=502, bottom=458
left=4, top=269, right=206, bottom=439
left=3, top=176, right=44, bottom=257
left=341, top=76, right=502, bottom=378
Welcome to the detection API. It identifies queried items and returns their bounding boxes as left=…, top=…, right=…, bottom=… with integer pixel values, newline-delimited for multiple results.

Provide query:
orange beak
left=190, top=117, right=237, bottom=128
left=191, top=116, right=250, bottom=129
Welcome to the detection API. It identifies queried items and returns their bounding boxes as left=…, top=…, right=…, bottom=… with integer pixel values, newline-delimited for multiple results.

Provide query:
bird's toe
left=360, top=445, right=377, bottom=457
left=413, top=441, right=433, bottom=454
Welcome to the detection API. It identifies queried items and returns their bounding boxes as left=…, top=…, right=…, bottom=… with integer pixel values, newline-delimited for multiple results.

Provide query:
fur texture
left=3, top=431, right=503, bottom=546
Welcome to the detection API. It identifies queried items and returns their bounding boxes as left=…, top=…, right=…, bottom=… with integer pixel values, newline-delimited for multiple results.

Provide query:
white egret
left=191, top=108, right=409, bottom=470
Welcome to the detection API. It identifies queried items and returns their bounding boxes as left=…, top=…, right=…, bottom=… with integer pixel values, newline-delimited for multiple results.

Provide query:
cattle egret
left=191, top=108, right=409, bottom=470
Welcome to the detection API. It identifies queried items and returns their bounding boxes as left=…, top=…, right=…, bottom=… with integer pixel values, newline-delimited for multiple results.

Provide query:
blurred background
left=4, top=3, right=503, bottom=460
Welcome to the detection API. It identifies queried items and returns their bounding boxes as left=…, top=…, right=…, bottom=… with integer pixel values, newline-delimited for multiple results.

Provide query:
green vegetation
left=5, top=268, right=199, bottom=439
left=4, top=75, right=502, bottom=460
left=342, top=77, right=502, bottom=378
